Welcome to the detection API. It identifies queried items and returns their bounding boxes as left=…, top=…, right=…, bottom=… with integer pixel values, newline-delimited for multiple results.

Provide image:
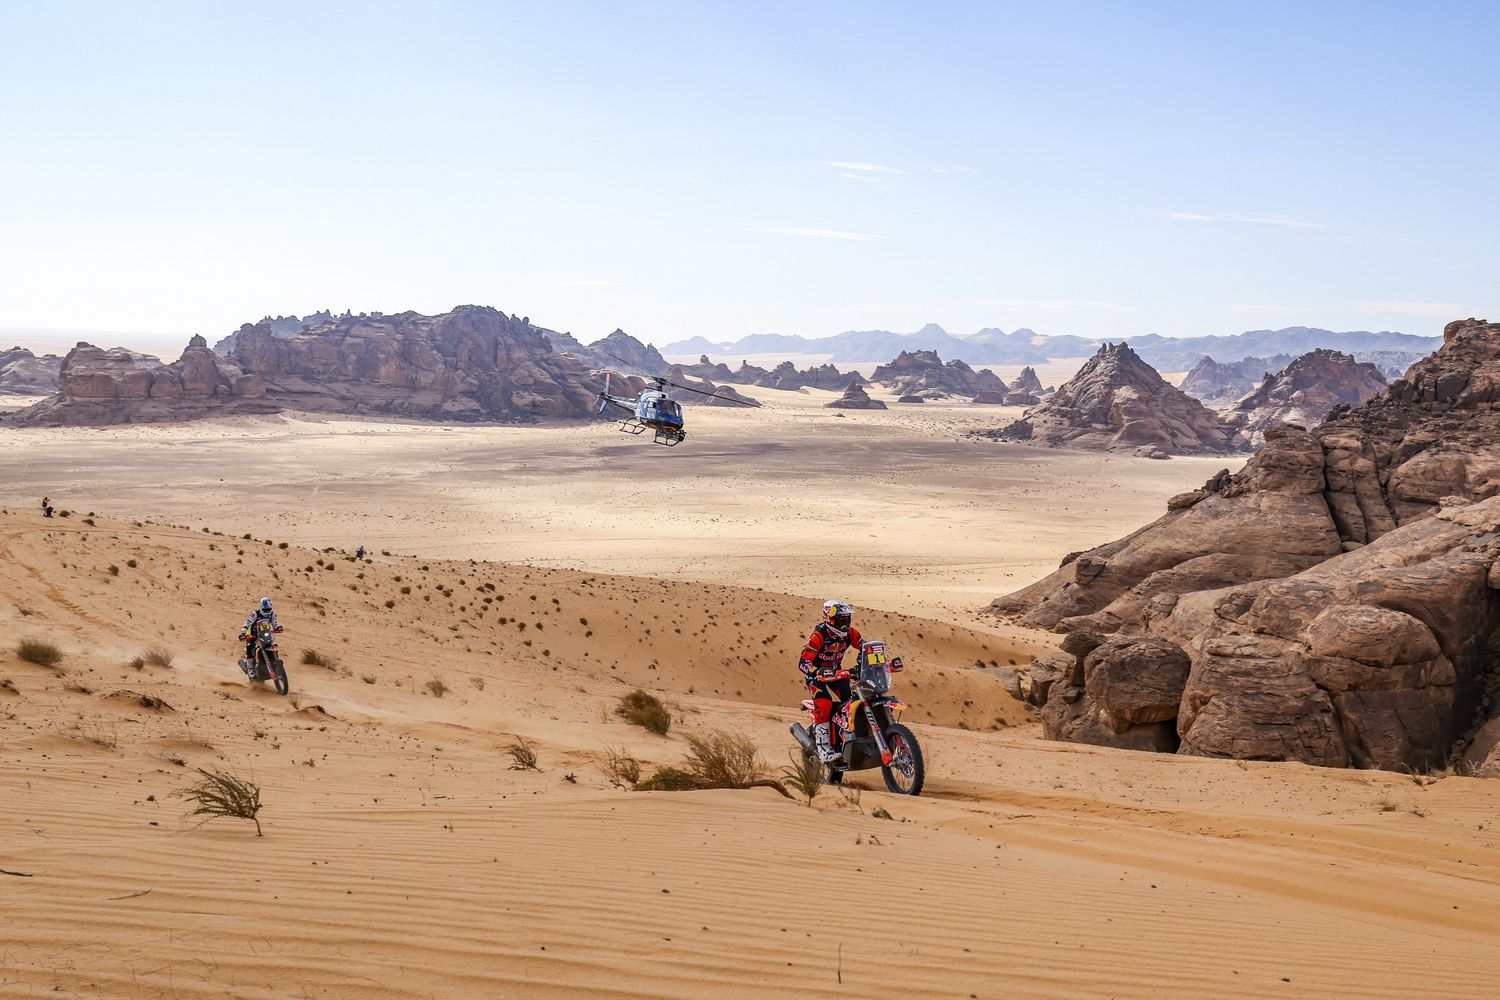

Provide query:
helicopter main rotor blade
left=662, top=380, right=760, bottom=406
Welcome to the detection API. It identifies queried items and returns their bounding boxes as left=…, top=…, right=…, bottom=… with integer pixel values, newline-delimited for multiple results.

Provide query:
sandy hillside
left=4, top=512, right=1500, bottom=999
left=0, top=384, right=1227, bottom=626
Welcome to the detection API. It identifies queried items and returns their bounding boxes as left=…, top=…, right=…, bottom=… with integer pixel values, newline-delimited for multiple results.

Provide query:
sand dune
left=4, top=511, right=1500, bottom=998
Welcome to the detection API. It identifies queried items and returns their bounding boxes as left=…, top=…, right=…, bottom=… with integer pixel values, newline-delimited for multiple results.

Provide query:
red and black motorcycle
left=791, top=640, right=925, bottom=795
left=237, top=620, right=289, bottom=695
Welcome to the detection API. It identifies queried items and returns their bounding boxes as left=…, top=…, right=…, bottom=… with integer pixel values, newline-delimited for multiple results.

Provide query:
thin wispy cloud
left=556, top=280, right=624, bottom=288
left=825, top=161, right=906, bottom=175
left=752, top=226, right=885, bottom=242
left=1165, top=211, right=1328, bottom=229
left=1358, top=301, right=1470, bottom=317
left=838, top=172, right=881, bottom=183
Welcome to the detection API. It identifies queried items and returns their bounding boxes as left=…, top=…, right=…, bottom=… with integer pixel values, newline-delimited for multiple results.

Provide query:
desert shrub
left=780, top=749, right=825, bottom=805
left=634, top=731, right=789, bottom=797
left=384, top=599, right=395, bottom=609
left=400, top=586, right=411, bottom=595
left=505, top=736, right=540, bottom=771
left=301, top=649, right=336, bottom=669
left=615, top=689, right=671, bottom=735
left=16, top=638, right=62, bottom=668
left=143, top=647, right=174, bottom=668
left=108, top=564, right=120, bottom=576
left=0, top=678, right=16, bottom=694
left=425, top=678, right=447, bottom=698
left=360, top=673, right=377, bottom=684
left=469, top=676, right=485, bottom=691
left=602, top=745, right=642, bottom=788
left=128, top=656, right=145, bottom=671
left=179, top=768, right=264, bottom=836
left=126, top=559, right=137, bottom=568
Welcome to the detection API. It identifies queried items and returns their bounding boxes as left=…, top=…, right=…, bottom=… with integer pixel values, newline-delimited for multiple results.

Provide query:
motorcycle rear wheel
left=272, top=659, right=289, bottom=696
left=881, top=723, right=924, bottom=796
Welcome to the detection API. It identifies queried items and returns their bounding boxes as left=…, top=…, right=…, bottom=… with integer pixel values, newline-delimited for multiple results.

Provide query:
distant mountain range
left=664, top=323, right=1442, bottom=370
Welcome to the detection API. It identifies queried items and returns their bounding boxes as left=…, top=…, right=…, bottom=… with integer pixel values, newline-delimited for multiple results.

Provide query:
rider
left=798, top=599, right=863, bottom=764
left=240, top=597, right=281, bottom=667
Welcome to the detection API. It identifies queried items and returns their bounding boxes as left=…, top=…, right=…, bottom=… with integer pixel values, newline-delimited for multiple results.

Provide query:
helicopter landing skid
left=615, top=421, right=648, bottom=436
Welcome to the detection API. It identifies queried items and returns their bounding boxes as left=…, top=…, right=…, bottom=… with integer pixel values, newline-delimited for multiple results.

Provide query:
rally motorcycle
left=790, top=640, right=925, bottom=795
left=238, top=620, right=289, bottom=695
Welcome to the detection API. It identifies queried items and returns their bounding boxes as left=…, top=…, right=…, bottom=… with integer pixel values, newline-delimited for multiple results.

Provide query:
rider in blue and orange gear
left=799, top=599, right=863, bottom=763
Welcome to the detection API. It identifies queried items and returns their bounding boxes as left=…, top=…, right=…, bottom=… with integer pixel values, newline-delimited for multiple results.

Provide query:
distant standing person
left=42, top=496, right=53, bottom=518
left=355, top=544, right=366, bottom=561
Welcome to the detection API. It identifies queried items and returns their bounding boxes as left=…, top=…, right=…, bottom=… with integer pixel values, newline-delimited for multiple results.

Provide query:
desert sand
left=4, top=392, right=1498, bottom=999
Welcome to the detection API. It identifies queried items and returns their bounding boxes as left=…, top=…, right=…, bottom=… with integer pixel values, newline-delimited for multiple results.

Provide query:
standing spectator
left=355, top=544, right=366, bottom=561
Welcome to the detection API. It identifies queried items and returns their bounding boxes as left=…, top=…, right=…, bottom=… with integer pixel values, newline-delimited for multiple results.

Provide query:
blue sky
left=2, top=0, right=1496, bottom=348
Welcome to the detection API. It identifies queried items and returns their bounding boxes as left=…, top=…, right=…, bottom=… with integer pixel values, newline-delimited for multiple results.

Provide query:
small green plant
left=143, top=647, right=174, bottom=668
left=16, top=638, right=62, bottom=668
left=780, top=749, right=825, bottom=806
left=615, top=689, right=671, bottom=735
left=179, top=767, right=264, bottom=836
left=425, top=678, right=448, bottom=698
left=602, top=745, right=642, bottom=788
left=301, top=649, right=336, bottom=669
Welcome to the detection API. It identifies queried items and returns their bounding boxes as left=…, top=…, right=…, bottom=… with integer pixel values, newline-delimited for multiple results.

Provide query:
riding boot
left=813, top=722, right=839, bottom=764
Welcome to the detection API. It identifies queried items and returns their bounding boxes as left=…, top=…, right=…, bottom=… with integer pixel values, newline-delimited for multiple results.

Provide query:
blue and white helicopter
left=593, top=370, right=754, bottom=446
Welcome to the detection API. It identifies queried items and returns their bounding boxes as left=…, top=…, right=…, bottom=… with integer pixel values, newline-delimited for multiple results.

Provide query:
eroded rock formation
left=753, top=361, right=865, bottom=391
left=871, top=350, right=1006, bottom=399
left=9, top=336, right=274, bottom=425
left=994, top=319, right=1500, bottom=770
left=1225, top=350, right=1387, bottom=447
left=0, top=347, right=63, bottom=396
left=979, top=343, right=1238, bottom=456
left=825, top=379, right=887, bottom=410
left=1179, top=354, right=1294, bottom=408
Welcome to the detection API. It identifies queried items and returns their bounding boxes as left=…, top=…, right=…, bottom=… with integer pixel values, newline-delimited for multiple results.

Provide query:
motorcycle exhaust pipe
left=789, top=722, right=814, bottom=755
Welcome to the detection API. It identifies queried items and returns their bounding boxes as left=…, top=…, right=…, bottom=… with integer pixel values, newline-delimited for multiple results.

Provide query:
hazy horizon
left=3, top=2, right=1496, bottom=346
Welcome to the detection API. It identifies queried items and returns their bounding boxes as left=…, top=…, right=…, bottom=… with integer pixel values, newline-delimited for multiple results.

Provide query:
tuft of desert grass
left=425, top=678, right=448, bottom=698
left=615, top=689, right=671, bottom=735
left=143, top=647, right=175, bottom=668
left=16, top=638, right=63, bottom=668
left=602, top=745, right=641, bottom=788
left=301, top=649, right=336, bottom=669
left=505, top=736, right=540, bottom=771
left=634, top=731, right=789, bottom=798
left=179, top=767, right=264, bottom=836
left=780, top=749, right=825, bottom=805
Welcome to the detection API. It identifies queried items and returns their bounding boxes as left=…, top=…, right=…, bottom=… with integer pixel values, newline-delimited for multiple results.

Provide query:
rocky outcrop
left=1225, top=350, right=1387, bottom=447
left=1012, top=367, right=1044, bottom=394
left=661, top=367, right=758, bottom=407
left=0, top=347, right=63, bottom=396
left=978, top=343, right=1238, bottom=456
left=1180, top=354, right=1294, bottom=408
left=972, top=390, right=1007, bottom=404
left=825, top=379, right=887, bottom=410
left=731, top=361, right=772, bottom=384
left=213, top=310, right=333, bottom=353
left=753, top=361, right=865, bottom=391
left=993, top=318, right=1500, bottom=771
left=8, top=337, right=275, bottom=425
left=220, top=307, right=603, bottom=421
left=676, top=355, right=737, bottom=383
left=549, top=328, right=668, bottom=376
left=871, top=350, right=1006, bottom=399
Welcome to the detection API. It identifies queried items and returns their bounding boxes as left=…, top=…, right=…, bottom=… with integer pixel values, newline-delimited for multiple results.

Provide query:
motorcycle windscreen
left=859, top=641, right=891, bottom=693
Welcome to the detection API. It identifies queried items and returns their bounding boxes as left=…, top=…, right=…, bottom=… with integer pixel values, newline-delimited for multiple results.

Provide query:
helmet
left=260, top=597, right=273, bottom=612
left=822, top=599, right=853, bottom=635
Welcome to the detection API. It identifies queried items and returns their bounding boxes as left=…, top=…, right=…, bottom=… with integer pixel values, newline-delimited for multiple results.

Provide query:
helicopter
left=593, top=370, right=756, bottom=446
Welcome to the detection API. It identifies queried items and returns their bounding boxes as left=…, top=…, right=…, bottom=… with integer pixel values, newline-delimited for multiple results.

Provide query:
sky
left=2, top=0, right=1497, bottom=352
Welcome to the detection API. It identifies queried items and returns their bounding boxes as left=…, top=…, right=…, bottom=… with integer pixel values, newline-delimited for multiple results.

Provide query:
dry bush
left=505, top=736, right=540, bottom=771
left=634, top=730, right=789, bottom=797
left=143, top=647, right=175, bottom=668
left=75, top=722, right=118, bottom=749
left=16, top=638, right=62, bottom=668
left=425, top=678, right=448, bottom=698
left=469, top=676, right=485, bottom=691
left=780, top=749, right=825, bottom=805
left=0, top=677, right=16, bottom=694
left=301, top=649, right=336, bottom=669
left=360, top=673, right=377, bottom=685
left=128, top=656, right=145, bottom=671
left=179, top=767, right=264, bottom=836
left=615, top=689, right=671, bottom=735
left=602, top=745, right=642, bottom=788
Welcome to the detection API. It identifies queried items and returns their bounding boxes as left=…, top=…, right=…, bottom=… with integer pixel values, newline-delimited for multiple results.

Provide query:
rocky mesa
left=871, top=350, right=1007, bottom=400
left=1225, top=349, right=1387, bottom=447
left=0, top=346, right=64, bottom=396
left=993, top=318, right=1500, bottom=772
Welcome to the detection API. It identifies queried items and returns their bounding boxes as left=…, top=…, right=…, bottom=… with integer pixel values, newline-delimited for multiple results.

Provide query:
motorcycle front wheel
left=881, top=723, right=924, bottom=796
left=272, top=659, right=289, bottom=696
